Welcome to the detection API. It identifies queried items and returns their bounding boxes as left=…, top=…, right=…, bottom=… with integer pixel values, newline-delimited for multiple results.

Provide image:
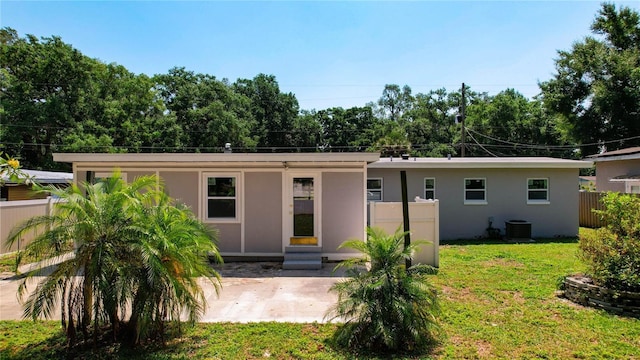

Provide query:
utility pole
left=461, top=82, right=466, bottom=158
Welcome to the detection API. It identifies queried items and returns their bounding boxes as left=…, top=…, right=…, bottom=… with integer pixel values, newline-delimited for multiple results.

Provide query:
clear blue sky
left=2, top=1, right=638, bottom=110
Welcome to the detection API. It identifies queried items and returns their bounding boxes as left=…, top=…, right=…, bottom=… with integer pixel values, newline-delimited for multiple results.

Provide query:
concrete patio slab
left=0, top=262, right=347, bottom=323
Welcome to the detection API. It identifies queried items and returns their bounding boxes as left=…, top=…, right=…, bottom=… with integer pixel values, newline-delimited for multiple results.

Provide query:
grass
left=1, top=234, right=639, bottom=359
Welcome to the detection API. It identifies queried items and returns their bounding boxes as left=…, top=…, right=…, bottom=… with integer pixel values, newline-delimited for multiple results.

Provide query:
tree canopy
left=540, top=3, right=640, bottom=156
left=2, top=3, right=638, bottom=169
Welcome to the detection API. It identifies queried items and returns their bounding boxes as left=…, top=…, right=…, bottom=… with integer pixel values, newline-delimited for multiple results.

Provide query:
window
left=626, top=181, right=640, bottom=194
left=206, top=175, right=238, bottom=220
left=424, top=178, right=435, bottom=199
left=464, top=178, right=486, bottom=204
left=527, top=178, right=549, bottom=203
left=367, top=178, right=383, bottom=202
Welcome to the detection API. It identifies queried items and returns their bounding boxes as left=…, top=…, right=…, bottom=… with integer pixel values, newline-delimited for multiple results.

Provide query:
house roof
left=368, top=156, right=592, bottom=169
left=53, top=152, right=381, bottom=167
left=609, top=174, right=640, bottom=182
left=587, top=146, right=640, bottom=162
left=2, top=169, right=73, bottom=184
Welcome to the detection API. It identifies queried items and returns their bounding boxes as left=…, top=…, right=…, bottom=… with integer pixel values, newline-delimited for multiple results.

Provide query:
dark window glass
left=466, top=190, right=485, bottom=200
left=367, top=179, right=382, bottom=189
left=528, top=179, right=547, bottom=190
left=208, top=199, right=236, bottom=218
left=465, top=179, right=485, bottom=190
left=208, top=177, right=235, bottom=197
left=367, top=191, right=382, bottom=201
left=528, top=190, right=548, bottom=200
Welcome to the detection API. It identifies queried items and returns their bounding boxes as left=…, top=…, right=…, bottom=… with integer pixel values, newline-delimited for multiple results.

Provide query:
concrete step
left=284, top=253, right=322, bottom=261
left=284, top=246, right=322, bottom=253
left=282, top=259, right=323, bottom=270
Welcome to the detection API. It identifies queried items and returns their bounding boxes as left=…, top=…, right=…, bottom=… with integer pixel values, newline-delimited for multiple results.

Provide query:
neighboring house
left=53, top=153, right=379, bottom=261
left=587, top=147, right=640, bottom=194
left=0, top=169, right=72, bottom=201
left=579, top=176, right=596, bottom=191
left=368, top=156, right=592, bottom=240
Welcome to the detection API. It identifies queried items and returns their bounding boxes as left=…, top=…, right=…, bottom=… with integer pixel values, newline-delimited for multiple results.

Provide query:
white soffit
left=368, top=157, right=593, bottom=169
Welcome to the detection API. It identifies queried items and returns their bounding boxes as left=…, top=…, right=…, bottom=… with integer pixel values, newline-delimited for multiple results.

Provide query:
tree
left=377, top=84, right=413, bottom=122
left=154, top=67, right=256, bottom=152
left=403, top=89, right=457, bottom=157
left=540, top=3, right=640, bottom=156
left=233, top=74, right=299, bottom=149
left=326, top=227, right=439, bottom=353
left=7, top=173, right=221, bottom=346
left=465, top=89, right=569, bottom=157
left=1, top=28, right=96, bottom=169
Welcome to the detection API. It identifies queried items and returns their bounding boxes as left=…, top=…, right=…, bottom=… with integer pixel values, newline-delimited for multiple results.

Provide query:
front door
left=285, top=173, right=320, bottom=247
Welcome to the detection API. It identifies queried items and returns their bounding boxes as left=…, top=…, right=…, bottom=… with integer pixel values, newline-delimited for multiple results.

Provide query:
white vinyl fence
left=369, top=199, right=439, bottom=267
left=0, top=198, right=54, bottom=255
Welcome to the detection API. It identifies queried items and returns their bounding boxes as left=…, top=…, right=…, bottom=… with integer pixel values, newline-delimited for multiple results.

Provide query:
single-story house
left=52, top=153, right=591, bottom=260
left=367, top=156, right=592, bottom=240
left=587, top=147, right=640, bottom=194
left=53, top=153, right=379, bottom=263
left=0, top=169, right=73, bottom=201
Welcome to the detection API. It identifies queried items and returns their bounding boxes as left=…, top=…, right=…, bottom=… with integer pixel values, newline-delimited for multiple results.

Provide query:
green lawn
left=1, top=237, right=639, bottom=359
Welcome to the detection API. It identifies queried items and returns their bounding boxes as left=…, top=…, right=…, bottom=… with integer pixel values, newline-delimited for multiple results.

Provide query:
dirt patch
left=481, top=258, right=524, bottom=268
left=476, top=339, right=493, bottom=358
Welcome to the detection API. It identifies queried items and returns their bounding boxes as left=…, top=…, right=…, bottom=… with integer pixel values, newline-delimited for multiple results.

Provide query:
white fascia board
left=53, top=152, right=380, bottom=164
left=368, top=157, right=593, bottom=169
left=590, top=153, right=640, bottom=162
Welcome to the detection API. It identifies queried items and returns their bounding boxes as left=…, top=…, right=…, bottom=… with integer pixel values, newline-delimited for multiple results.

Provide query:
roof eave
left=53, top=152, right=381, bottom=164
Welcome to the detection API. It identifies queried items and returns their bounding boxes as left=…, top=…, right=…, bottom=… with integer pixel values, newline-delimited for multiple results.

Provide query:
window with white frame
left=206, top=175, right=238, bottom=220
left=367, top=178, right=383, bottom=202
left=464, top=178, right=486, bottom=204
left=527, top=178, right=549, bottom=203
left=626, top=181, right=640, bottom=194
left=424, top=178, right=435, bottom=199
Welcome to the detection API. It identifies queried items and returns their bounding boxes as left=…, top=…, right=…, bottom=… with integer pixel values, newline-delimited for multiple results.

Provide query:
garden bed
left=560, top=275, right=640, bottom=318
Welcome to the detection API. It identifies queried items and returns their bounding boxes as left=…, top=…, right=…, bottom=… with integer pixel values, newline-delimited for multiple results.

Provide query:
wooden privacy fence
left=579, top=192, right=605, bottom=228
left=579, top=191, right=640, bottom=228
left=0, top=198, right=54, bottom=255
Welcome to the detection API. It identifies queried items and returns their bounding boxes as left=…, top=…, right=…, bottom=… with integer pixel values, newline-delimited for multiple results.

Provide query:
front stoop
left=282, top=246, right=322, bottom=270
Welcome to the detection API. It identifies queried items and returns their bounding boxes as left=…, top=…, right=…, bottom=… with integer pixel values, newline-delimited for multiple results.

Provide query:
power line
left=466, top=128, right=640, bottom=149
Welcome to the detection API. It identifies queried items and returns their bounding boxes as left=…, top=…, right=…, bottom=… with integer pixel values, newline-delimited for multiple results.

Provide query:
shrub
left=326, top=227, right=439, bottom=353
left=578, top=192, right=640, bottom=292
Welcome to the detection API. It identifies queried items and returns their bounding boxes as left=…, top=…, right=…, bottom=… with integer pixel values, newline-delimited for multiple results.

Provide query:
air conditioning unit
left=505, top=220, right=531, bottom=240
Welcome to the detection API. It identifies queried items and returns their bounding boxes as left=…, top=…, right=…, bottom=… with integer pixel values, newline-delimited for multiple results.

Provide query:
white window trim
left=367, top=177, right=383, bottom=202
left=203, top=172, right=241, bottom=223
left=424, top=177, right=436, bottom=199
left=464, top=178, right=487, bottom=205
left=625, top=180, right=640, bottom=194
left=527, top=178, right=550, bottom=205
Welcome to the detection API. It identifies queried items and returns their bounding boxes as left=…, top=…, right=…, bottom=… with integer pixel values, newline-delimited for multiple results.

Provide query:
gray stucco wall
left=213, top=223, right=241, bottom=252
left=244, top=172, right=283, bottom=253
left=368, top=167, right=580, bottom=240
left=322, top=172, right=365, bottom=253
left=126, top=171, right=156, bottom=181
left=595, top=159, right=640, bottom=192
left=160, top=171, right=199, bottom=214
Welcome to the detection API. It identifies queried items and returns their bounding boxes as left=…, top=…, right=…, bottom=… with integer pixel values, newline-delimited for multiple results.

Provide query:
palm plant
left=326, top=227, right=439, bottom=353
left=7, top=173, right=221, bottom=346
left=126, top=190, right=221, bottom=344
